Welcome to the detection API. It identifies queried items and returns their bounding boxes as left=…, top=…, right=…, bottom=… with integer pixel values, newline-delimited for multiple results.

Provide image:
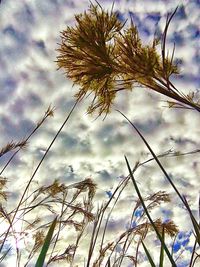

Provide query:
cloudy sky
left=0, top=0, right=199, bottom=266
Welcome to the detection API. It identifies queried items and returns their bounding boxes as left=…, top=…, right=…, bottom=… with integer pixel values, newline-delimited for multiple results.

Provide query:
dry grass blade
left=0, top=100, right=78, bottom=255
left=0, top=4, right=199, bottom=266
left=161, top=7, right=179, bottom=82
left=0, top=173, right=97, bottom=266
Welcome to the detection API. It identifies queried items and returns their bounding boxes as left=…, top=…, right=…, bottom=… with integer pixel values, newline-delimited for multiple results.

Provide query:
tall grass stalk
left=119, top=110, right=200, bottom=247
left=1, top=1, right=200, bottom=266
left=0, top=100, right=78, bottom=257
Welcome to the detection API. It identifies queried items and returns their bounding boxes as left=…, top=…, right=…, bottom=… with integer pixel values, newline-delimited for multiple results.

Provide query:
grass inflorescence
left=1, top=1, right=200, bottom=266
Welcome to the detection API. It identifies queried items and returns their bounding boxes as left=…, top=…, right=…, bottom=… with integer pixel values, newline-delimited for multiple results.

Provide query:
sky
left=0, top=0, right=200, bottom=266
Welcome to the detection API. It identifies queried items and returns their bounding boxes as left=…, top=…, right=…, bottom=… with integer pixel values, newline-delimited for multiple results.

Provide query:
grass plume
left=0, top=1, right=199, bottom=266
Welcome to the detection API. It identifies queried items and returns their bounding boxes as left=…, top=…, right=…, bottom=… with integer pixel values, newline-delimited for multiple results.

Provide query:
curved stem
left=0, top=99, right=79, bottom=254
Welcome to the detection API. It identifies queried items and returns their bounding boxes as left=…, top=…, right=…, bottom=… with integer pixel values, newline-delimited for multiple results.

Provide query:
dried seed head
left=32, top=230, right=45, bottom=253
left=150, top=218, right=179, bottom=237
left=57, top=4, right=197, bottom=116
left=115, top=26, right=162, bottom=85
left=57, top=4, right=123, bottom=116
left=43, top=180, right=66, bottom=197
left=0, top=140, right=27, bottom=158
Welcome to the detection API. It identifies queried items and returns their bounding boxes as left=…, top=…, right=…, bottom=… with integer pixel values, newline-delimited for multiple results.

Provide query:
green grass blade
left=125, top=156, right=177, bottom=267
left=118, top=110, right=200, bottom=245
left=117, top=110, right=184, bottom=203
left=141, top=241, right=156, bottom=267
left=35, top=217, right=57, bottom=267
left=159, top=226, right=165, bottom=267
left=183, top=196, right=200, bottom=246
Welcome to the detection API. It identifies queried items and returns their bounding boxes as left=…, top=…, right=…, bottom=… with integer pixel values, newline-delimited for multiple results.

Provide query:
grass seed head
left=57, top=4, right=123, bottom=116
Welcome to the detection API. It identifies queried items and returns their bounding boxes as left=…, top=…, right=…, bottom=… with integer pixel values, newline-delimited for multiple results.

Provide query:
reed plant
left=0, top=1, right=199, bottom=266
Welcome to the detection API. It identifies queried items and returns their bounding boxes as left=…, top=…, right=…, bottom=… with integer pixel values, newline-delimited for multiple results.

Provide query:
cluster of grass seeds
left=56, top=2, right=200, bottom=266
left=0, top=126, right=197, bottom=267
left=57, top=2, right=200, bottom=118
left=0, top=150, right=179, bottom=266
left=1, top=1, right=200, bottom=267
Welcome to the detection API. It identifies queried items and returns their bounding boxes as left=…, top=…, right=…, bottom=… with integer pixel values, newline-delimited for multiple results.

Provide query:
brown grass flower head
left=57, top=5, right=200, bottom=116
left=57, top=3, right=124, bottom=116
